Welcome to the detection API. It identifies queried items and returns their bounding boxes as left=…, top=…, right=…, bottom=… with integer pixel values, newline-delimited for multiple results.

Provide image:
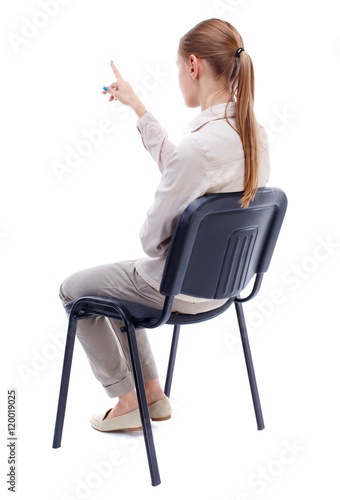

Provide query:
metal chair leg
left=234, top=301, right=265, bottom=431
left=124, top=322, right=161, bottom=486
left=164, top=325, right=181, bottom=397
left=53, top=315, right=78, bottom=448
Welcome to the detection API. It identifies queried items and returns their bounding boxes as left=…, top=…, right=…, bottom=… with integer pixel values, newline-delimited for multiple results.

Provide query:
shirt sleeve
left=137, top=111, right=176, bottom=173
left=139, top=133, right=210, bottom=258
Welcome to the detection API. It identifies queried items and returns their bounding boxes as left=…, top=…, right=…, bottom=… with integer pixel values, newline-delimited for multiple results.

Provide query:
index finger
left=110, top=61, right=124, bottom=82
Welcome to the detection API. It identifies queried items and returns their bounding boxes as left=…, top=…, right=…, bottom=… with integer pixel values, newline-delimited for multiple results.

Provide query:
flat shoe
left=90, top=397, right=172, bottom=432
left=149, top=397, right=172, bottom=421
left=90, top=408, right=142, bottom=432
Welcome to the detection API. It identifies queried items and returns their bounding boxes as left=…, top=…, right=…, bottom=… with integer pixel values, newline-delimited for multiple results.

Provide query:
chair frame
left=52, top=188, right=287, bottom=486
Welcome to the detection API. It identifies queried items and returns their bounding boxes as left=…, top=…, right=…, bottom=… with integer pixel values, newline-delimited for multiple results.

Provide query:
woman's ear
left=189, top=54, right=200, bottom=80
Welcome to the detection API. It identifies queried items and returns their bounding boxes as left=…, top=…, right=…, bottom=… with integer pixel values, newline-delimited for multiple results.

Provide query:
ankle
left=144, top=379, right=166, bottom=405
left=118, top=390, right=138, bottom=411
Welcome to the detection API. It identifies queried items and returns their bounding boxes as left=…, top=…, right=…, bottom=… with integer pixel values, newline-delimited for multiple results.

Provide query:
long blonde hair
left=179, top=19, right=261, bottom=207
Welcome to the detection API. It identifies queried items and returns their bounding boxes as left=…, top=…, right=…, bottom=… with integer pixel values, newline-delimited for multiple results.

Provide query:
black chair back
left=161, top=188, right=287, bottom=300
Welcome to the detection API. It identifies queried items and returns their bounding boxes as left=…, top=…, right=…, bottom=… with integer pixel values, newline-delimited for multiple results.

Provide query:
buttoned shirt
left=134, top=102, right=271, bottom=300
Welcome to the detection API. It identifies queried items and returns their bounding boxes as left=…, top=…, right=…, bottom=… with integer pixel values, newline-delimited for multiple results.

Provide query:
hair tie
left=235, top=47, right=245, bottom=58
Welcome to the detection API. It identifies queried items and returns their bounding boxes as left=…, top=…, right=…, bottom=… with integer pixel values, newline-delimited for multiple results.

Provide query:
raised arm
left=103, top=62, right=176, bottom=173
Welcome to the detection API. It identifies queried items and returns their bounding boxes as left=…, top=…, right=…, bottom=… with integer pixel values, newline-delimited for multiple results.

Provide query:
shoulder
left=163, top=132, right=208, bottom=172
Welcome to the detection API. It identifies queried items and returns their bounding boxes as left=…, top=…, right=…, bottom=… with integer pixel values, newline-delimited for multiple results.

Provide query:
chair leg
left=234, top=301, right=265, bottom=431
left=52, top=315, right=78, bottom=448
left=124, top=323, right=161, bottom=487
left=164, top=324, right=181, bottom=397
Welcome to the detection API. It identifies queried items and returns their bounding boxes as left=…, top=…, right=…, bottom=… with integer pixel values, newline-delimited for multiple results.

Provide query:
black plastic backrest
left=160, top=187, right=287, bottom=300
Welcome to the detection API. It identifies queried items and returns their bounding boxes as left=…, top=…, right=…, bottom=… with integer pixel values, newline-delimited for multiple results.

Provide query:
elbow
left=140, top=236, right=170, bottom=259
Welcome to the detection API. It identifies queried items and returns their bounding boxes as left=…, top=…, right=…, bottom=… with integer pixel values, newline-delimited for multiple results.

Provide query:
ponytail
left=228, top=49, right=260, bottom=207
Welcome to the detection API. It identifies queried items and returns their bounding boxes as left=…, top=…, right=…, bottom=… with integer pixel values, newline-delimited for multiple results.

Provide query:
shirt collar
left=184, top=102, right=236, bottom=133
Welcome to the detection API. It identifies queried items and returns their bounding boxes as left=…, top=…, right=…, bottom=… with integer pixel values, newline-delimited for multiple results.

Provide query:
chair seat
left=65, top=295, right=235, bottom=328
left=65, top=297, right=163, bottom=323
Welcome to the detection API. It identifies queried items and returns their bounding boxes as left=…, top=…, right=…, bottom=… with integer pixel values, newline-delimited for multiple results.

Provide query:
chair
left=52, top=187, right=288, bottom=486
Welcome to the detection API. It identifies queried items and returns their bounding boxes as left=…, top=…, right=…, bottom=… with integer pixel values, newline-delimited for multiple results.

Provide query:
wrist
left=132, top=99, right=147, bottom=118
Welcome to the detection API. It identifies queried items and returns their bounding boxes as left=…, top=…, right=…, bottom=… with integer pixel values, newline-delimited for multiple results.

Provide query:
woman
left=59, top=18, right=270, bottom=432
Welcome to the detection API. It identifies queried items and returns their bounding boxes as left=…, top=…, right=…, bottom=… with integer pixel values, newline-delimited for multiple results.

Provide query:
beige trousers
left=59, top=260, right=225, bottom=398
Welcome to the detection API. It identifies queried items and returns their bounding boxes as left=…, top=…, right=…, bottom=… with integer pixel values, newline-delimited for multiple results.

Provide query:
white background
left=1, top=0, right=340, bottom=498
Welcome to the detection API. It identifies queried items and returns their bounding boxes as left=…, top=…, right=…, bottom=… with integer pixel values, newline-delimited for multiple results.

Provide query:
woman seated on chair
left=59, top=18, right=271, bottom=432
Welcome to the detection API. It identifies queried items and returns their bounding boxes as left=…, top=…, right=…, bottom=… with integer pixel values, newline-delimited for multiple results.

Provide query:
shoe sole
left=91, top=415, right=171, bottom=432
left=91, top=423, right=143, bottom=432
left=151, top=415, right=171, bottom=422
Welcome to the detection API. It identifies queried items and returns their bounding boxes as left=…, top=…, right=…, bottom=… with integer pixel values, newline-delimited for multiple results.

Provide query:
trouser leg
left=59, top=259, right=227, bottom=398
left=59, top=261, right=159, bottom=398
